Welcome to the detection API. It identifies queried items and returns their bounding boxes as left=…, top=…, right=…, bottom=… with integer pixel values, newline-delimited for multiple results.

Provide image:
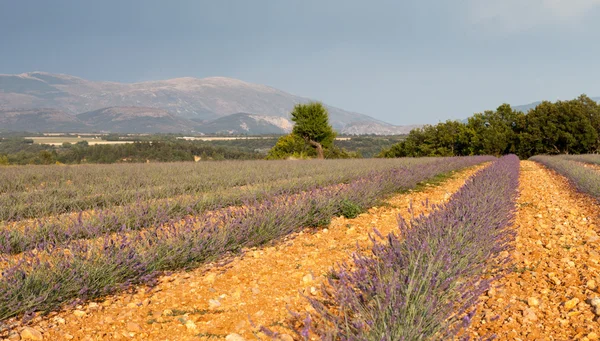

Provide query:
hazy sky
left=1, top=0, right=599, bottom=124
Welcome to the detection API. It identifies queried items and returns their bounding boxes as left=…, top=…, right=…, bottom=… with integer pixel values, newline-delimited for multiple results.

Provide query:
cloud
left=467, top=0, right=600, bottom=32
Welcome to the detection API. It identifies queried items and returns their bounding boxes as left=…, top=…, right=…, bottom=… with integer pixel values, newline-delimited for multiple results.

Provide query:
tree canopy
left=267, top=102, right=357, bottom=159
left=379, top=94, right=600, bottom=159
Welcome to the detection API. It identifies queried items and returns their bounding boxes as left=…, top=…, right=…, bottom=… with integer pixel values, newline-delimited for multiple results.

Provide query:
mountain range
left=0, top=72, right=415, bottom=135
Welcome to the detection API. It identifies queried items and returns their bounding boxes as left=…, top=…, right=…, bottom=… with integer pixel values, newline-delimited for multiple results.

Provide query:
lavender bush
left=295, top=155, right=519, bottom=340
left=0, top=156, right=494, bottom=322
left=531, top=155, right=600, bottom=198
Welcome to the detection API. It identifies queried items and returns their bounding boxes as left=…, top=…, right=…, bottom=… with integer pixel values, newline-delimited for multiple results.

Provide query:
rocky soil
left=466, top=161, right=600, bottom=340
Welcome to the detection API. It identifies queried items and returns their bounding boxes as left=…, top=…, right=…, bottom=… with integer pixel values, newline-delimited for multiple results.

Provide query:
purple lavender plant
left=298, top=155, right=519, bottom=340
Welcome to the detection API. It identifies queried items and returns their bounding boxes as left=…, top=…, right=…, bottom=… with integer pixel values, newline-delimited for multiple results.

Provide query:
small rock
left=20, top=327, right=43, bottom=341
left=590, top=297, right=600, bottom=316
left=251, top=287, right=260, bottom=295
left=52, top=317, right=66, bottom=325
left=310, top=287, right=318, bottom=295
left=232, top=288, right=242, bottom=299
left=88, top=302, right=99, bottom=309
left=226, top=333, right=246, bottom=341
left=564, top=298, right=579, bottom=310
left=203, top=273, right=217, bottom=285
left=162, top=309, right=173, bottom=316
left=72, top=310, right=86, bottom=318
left=208, top=299, right=222, bottom=309
left=184, top=320, right=197, bottom=331
left=126, top=322, right=142, bottom=332
left=588, top=332, right=599, bottom=340
left=7, top=332, right=21, bottom=341
left=527, top=297, right=540, bottom=307
left=277, top=334, right=294, bottom=341
left=64, top=334, right=74, bottom=340
left=522, top=307, right=538, bottom=322
left=587, top=280, right=597, bottom=291
left=302, top=274, right=314, bottom=284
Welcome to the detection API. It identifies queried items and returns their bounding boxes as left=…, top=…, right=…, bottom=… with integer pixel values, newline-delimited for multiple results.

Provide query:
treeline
left=379, top=95, right=600, bottom=159
left=0, top=139, right=264, bottom=165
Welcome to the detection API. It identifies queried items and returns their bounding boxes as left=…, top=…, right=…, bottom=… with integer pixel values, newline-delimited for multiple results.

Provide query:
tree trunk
left=307, top=139, right=324, bottom=159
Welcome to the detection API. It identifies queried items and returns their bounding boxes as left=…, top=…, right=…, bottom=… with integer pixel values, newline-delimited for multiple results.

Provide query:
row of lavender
left=0, top=158, right=457, bottom=254
left=0, top=156, right=494, bottom=322
left=558, top=154, right=600, bottom=166
left=1, top=159, right=431, bottom=221
left=289, top=155, right=519, bottom=340
left=531, top=155, right=600, bottom=198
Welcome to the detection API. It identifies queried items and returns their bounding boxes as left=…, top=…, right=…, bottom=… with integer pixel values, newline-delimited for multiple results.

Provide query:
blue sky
left=1, top=0, right=599, bottom=124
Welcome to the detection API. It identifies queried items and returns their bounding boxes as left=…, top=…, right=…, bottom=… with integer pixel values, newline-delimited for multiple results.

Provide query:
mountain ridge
left=0, top=71, right=410, bottom=134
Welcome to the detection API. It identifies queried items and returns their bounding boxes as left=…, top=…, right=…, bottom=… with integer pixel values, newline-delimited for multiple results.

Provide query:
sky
left=1, top=0, right=599, bottom=125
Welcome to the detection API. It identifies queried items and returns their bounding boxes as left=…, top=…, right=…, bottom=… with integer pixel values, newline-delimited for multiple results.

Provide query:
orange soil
left=466, top=161, right=600, bottom=340
left=4, top=165, right=485, bottom=341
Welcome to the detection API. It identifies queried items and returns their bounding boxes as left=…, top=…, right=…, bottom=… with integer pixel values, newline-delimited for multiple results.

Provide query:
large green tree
left=290, top=102, right=336, bottom=159
left=379, top=95, right=600, bottom=159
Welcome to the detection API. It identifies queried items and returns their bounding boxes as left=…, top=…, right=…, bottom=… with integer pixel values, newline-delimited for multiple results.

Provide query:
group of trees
left=0, top=139, right=264, bottom=165
left=380, top=95, right=600, bottom=159
left=267, top=102, right=359, bottom=159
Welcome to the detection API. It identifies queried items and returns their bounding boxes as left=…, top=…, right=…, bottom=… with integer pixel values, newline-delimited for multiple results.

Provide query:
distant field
left=179, top=136, right=352, bottom=141
left=26, top=137, right=134, bottom=146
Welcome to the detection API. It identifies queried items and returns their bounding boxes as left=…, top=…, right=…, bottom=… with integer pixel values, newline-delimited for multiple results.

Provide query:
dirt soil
left=466, top=161, right=600, bottom=341
left=5, top=166, right=484, bottom=341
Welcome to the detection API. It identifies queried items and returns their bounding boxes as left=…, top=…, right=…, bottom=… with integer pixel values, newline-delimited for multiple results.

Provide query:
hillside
left=341, top=121, right=421, bottom=135
left=195, top=113, right=292, bottom=135
left=0, top=108, right=87, bottom=132
left=77, top=107, right=198, bottom=133
left=0, top=72, right=413, bottom=133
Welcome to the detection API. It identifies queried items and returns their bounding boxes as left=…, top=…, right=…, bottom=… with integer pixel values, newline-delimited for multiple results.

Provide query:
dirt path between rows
left=8, top=165, right=485, bottom=341
left=467, top=161, right=600, bottom=340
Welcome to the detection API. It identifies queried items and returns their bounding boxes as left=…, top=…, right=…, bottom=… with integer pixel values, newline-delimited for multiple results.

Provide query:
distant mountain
left=0, top=108, right=87, bottom=132
left=0, top=71, right=414, bottom=134
left=341, top=121, right=420, bottom=135
left=195, top=113, right=292, bottom=135
left=77, top=107, right=197, bottom=133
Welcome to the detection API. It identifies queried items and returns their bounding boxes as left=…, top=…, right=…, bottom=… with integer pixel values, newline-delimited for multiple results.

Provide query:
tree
left=266, top=134, right=313, bottom=160
left=290, top=102, right=336, bottom=159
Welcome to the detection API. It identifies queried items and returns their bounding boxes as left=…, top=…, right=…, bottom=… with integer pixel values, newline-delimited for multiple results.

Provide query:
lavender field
left=0, top=156, right=494, bottom=323
left=530, top=155, right=600, bottom=199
